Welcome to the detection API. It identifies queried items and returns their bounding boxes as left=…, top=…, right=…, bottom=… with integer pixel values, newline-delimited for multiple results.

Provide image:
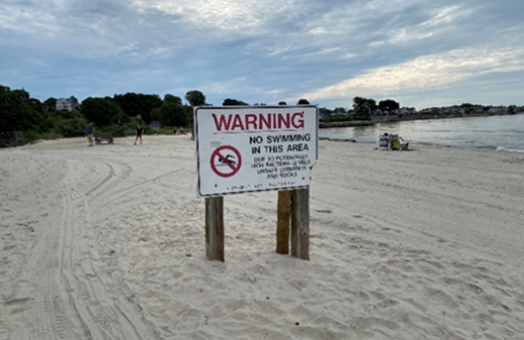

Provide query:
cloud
left=1, top=0, right=524, bottom=108
left=301, top=47, right=524, bottom=103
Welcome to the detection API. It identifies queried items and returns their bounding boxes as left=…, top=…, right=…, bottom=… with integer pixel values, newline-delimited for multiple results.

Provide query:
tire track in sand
left=2, top=157, right=82, bottom=340
left=53, top=159, right=158, bottom=339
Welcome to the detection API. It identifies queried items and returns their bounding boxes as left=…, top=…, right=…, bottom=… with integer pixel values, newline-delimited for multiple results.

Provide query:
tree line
left=0, top=86, right=212, bottom=144
left=0, top=84, right=318, bottom=144
left=1, top=82, right=401, bottom=145
left=351, top=97, right=400, bottom=114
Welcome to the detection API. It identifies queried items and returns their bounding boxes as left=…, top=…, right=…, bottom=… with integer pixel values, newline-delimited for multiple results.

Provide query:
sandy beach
left=1, top=135, right=523, bottom=340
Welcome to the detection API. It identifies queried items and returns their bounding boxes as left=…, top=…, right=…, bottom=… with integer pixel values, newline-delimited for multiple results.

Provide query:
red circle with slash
left=210, top=145, right=242, bottom=177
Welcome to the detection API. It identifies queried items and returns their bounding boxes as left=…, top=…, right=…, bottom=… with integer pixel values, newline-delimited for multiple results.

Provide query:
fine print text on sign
left=195, top=105, right=318, bottom=197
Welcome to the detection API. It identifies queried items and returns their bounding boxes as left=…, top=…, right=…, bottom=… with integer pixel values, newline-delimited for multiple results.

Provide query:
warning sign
left=195, top=105, right=318, bottom=197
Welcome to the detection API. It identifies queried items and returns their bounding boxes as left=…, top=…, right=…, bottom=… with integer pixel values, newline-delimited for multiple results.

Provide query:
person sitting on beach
left=379, top=133, right=389, bottom=150
left=399, top=136, right=409, bottom=150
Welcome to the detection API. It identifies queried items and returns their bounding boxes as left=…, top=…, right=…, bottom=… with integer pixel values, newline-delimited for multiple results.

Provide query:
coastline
left=319, top=111, right=522, bottom=128
left=371, top=111, right=522, bottom=123
left=319, top=120, right=373, bottom=128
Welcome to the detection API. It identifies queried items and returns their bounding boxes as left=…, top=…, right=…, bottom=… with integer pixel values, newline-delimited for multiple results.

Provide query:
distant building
left=397, top=107, right=417, bottom=115
left=56, top=96, right=80, bottom=111
left=487, top=106, right=506, bottom=113
left=333, top=107, right=347, bottom=116
left=149, top=121, right=162, bottom=130
left=318, top=107, right=332, bottom=119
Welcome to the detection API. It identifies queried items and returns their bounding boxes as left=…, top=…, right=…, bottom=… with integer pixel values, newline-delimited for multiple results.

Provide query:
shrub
left=23, top=130, right=63, bottom=144
left=55, top=117, right=85, bottom=137
left=320, top=115, right=371, bottom=123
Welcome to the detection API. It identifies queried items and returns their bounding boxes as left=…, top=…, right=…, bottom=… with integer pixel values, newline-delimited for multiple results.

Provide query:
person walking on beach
left=85, top=122, right=94, bottom=147
left=134, top=124, right=144, bottom=145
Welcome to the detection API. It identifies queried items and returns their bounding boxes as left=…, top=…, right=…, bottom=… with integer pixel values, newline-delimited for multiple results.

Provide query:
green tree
left=185, top=90, right=206, bottom=107
left=27, top=98, right=43, bottom=115
left=297, top=99, right=310, bottom=105
left=113, top=93, right=163, bottom=119
left=81, top=97, right=126, bottom=127
left=378, top=99, right=400, bottom=114
left=164, top=94, right=183, bottom=106
left=153, top=101, right=187, bottom=127
left=353, top=96, right=376, bottom=114
left=223, top=98, right=248, bottom=106
left=0, top=85, right=41, bottom=133
left=278, top=101, right=287, bottom=105
left=53, top=112, right=85, bottom=137
left=13, top=88, right=30, bottom=100
left=43, top=97, right=57, bottom=111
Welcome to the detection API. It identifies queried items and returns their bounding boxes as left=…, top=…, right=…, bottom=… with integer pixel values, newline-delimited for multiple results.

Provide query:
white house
left=56, top=97, right=80, bottom=111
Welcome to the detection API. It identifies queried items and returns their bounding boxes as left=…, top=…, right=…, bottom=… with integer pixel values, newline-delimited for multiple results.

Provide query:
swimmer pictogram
left=210, top=145, right=242, bottom=177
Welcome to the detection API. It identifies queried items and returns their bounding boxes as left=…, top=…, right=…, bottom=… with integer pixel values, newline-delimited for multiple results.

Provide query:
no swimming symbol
left=210, top=145, right=242, bottom=178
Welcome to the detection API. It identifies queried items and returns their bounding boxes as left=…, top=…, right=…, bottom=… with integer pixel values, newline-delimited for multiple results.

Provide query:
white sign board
left=195, top=105, right=318, bottom=197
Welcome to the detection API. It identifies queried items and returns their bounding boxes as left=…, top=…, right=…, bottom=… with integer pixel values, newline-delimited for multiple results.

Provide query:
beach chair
left=389, top=135, right=401, bottom=150
left=389, top=134, right=409, bottom=150
left=379, top=135, right=389, bottom=150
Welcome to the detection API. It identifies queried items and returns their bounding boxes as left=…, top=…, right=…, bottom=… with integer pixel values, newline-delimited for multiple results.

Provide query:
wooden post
left=276, top=190, right=292, bottom=254
left=291, top=188, right=310, bottom=260
left=205, top=197, right=224, bottom=261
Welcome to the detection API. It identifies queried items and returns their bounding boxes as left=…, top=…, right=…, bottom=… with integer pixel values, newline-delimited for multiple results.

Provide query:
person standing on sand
left=134, top=124, right=144, bottom=145
left=85, top=123, right=94, bottom=146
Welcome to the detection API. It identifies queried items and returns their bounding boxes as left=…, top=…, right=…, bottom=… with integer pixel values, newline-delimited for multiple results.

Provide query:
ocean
left=319, top=113, right=524, bottom=153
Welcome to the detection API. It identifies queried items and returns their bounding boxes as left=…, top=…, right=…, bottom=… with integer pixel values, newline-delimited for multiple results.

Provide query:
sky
left=1, top=0, right=523, bottom=110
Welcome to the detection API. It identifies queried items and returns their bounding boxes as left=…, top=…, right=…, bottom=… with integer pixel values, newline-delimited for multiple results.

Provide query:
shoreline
left=319, top=137, right=524, bottom=153
left=319, top=112, right=522, bottom=128
left=371, top=111, right=522, bottom=123
left=319, top=120, right=373, bottom=128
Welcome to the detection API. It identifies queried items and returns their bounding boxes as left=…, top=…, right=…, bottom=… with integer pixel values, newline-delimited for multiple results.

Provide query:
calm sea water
left=319, top=114, right=524, bottom=152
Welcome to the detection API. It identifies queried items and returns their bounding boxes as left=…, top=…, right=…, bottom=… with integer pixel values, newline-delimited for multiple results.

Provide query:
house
left=487, top=106, right=507, bottom=113
left=149, top=121, right=162, bottom=130
left=318, top=107, right=333, bottom=119
left=333, top=107, right=347, bottom=116
left=56, top=96, right=80, bottom=111
left=397, top=107, right=417, bottom=115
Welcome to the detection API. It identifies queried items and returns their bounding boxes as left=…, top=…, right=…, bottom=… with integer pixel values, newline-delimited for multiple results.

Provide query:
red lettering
left=212, top=112, right=305, bottom=132
left=231, top=115, right=245, bottom=130
left=212, top=114, right=233, bottom=131
left=245, top=114, right=257, bottom=130
left=292, top=112, right=304, bottom=128
left=278, top=112, right=290, bottom=129
left=259, top=113, right=271, bottom=130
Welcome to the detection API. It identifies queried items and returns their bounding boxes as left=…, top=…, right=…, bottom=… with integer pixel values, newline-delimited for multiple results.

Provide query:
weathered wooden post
left=205, top=197, right=224, bottom=261
left=291, top=188, right=309, bottom=260
left=276, top=190, right=292, bottom=254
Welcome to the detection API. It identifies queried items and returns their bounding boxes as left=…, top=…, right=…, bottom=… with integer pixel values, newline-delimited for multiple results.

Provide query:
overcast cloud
left=1, top=0, right=523, bottom=109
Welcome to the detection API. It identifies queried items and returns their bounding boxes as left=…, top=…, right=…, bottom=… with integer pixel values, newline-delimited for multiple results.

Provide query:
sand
left=1, top=135, right=523, bottom=340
